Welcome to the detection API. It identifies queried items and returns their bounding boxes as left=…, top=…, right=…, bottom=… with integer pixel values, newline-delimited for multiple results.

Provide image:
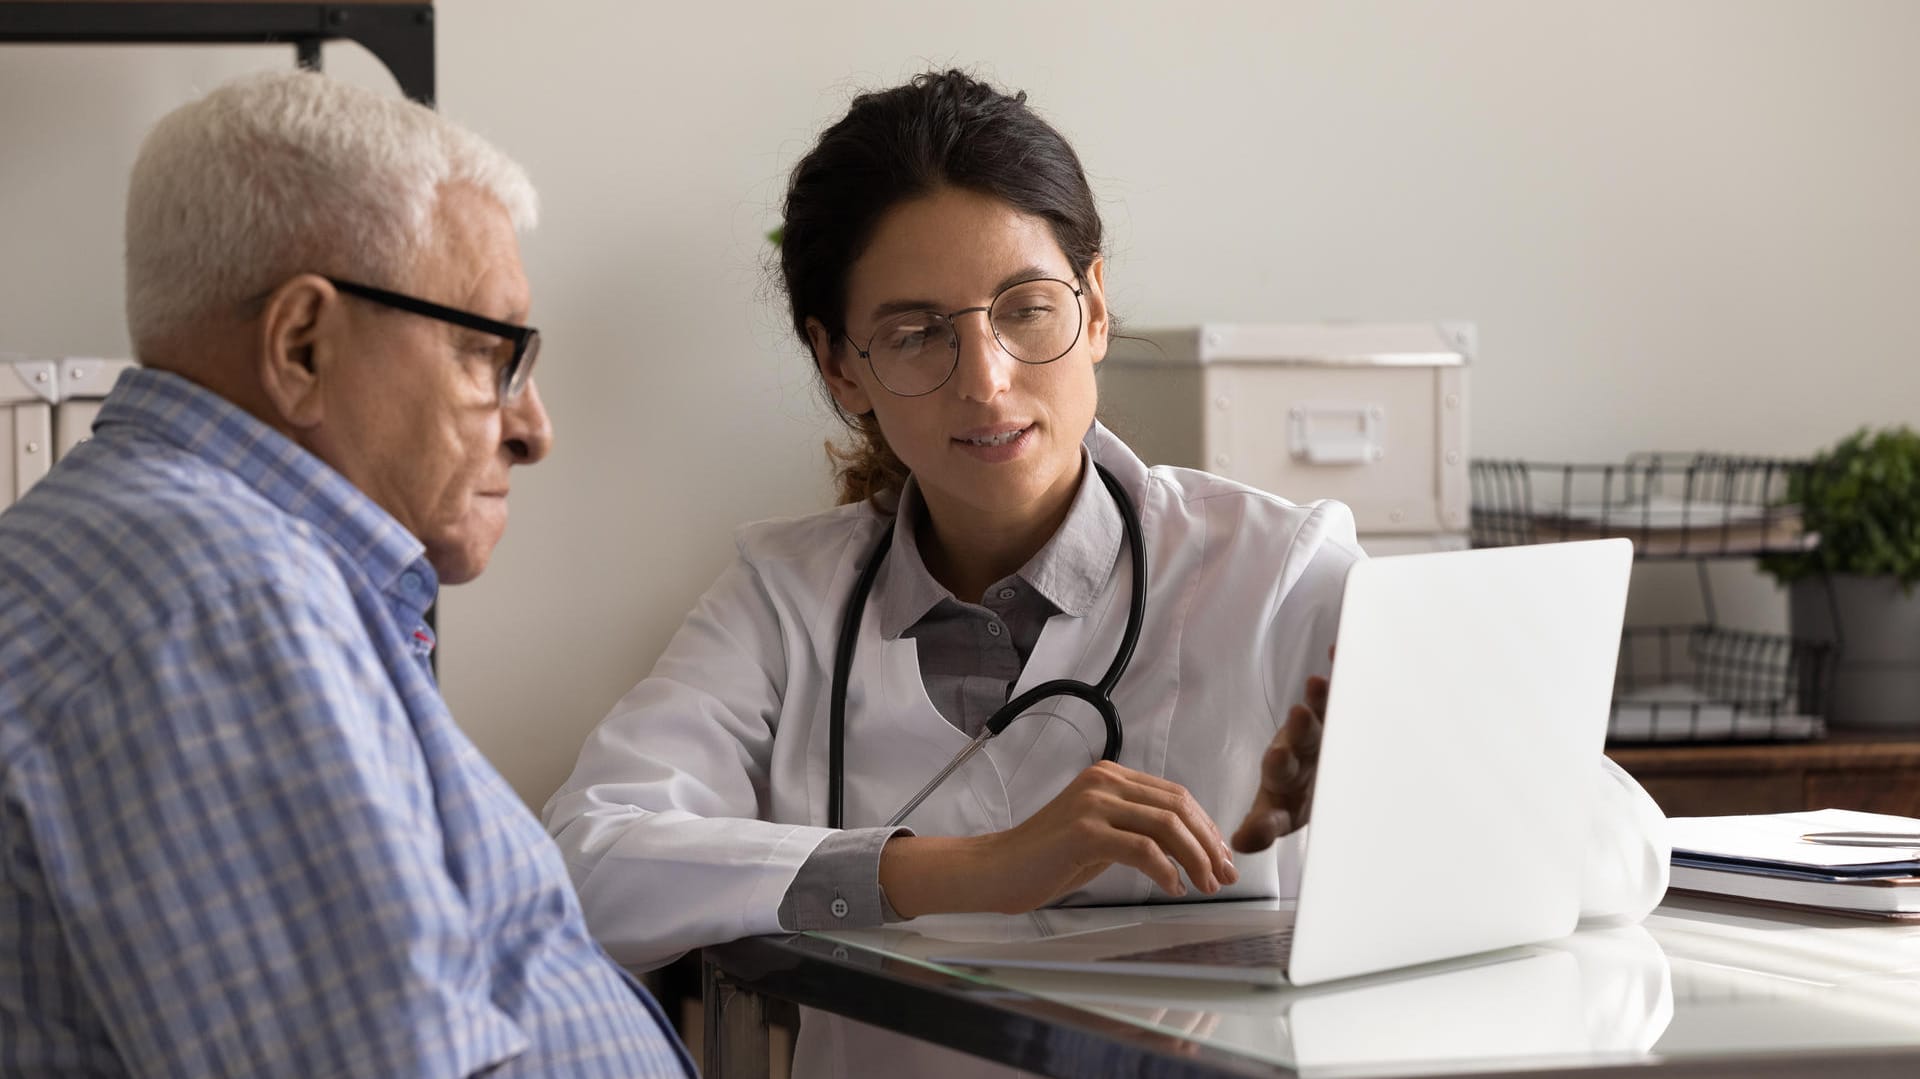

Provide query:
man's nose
left=503, top=378, right=554, bottom=464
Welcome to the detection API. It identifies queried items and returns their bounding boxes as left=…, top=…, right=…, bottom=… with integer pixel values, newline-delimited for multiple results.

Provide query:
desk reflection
left=814, top=900, right=1673, bottom=1076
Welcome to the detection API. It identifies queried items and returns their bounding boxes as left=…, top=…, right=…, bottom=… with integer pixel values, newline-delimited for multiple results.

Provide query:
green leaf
left=1763, top=425, right=1920, bottom=591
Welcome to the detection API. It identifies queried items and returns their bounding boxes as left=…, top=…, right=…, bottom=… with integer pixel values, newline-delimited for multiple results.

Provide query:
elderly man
left=0, top=72, right=690, bottom=1076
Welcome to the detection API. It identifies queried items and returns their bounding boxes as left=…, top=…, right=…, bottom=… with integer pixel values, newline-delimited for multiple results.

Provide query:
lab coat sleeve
left=1578, top=757, right=1672, bottom=924
left=543, top=554, right=837, bottom=970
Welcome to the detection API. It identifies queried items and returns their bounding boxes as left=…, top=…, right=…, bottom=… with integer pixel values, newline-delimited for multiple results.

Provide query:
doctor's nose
left=948, top=314, right=1016, bottom=403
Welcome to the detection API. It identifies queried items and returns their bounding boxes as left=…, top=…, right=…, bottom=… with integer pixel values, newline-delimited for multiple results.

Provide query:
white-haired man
left=0, top=72, right=691, bottom=1076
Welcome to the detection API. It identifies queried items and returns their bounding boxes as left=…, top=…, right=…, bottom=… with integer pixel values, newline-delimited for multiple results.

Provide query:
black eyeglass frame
left=842, top=276, right=1086, bottom=398
left=326, top=276, right=540, bottom=403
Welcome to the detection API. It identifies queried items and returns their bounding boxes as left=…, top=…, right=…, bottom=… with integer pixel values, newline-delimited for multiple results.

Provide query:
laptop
left=929, top=539, right=1634, bottom=987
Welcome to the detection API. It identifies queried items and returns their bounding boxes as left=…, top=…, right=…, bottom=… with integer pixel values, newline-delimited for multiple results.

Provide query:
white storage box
left=1, top=356, right=139, bottom=508
left=2, top=356, right=57, bottom=509
left=1100, top=323, right=1471, bottom=555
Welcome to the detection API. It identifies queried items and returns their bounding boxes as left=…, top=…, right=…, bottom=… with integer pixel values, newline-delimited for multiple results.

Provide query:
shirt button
left=401, top=571, right=422, bottom=592
left=985, top=621, right=1003, bottom=638
left=997, top=587, right=1017, bottom=600
left=830, top=897, right=849, bottom=919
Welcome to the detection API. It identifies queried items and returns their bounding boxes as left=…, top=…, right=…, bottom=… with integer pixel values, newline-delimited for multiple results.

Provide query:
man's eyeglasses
left=326, top=277, right=540, bottom=403
left=844, top=276, right=1084, bottom=397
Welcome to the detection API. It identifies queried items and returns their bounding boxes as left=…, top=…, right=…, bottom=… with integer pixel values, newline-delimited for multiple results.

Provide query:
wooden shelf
left=1609, top=730, right=1920, bottom=817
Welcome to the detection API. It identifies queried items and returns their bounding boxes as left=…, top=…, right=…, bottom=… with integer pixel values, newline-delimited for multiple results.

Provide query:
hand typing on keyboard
left=1230, top=658, right=1329, bottom=854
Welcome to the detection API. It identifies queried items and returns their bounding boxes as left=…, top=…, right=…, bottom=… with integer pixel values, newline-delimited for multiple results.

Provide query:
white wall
left=3, top=1, right=1916, bottom=805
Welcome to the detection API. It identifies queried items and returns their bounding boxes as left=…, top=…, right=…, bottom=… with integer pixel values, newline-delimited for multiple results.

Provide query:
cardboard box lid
left=1106, top=322, right=1473, bottom=368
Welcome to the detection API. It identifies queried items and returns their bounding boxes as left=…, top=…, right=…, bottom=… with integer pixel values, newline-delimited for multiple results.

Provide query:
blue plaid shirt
left=0, top=368, right=691, bottom=1078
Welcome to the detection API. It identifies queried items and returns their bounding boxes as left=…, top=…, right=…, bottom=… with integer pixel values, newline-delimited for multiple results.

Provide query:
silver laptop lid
left=1288, top=539, right=1632, bottom=984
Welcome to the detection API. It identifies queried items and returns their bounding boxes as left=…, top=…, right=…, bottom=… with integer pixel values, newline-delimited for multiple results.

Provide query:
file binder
left=1668, top=808, right=1920, bottom=918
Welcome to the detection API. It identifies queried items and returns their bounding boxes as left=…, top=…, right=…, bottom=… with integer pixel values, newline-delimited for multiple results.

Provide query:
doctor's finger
left=1305, top=674, right=1330, bottom=721
left=1259, top=729, right=1316, bottom=795
left=1101, top=799, right=1224, bottom=893
left=1100, top=770, right=1237, bottom=880
left=1082, top=763, right=1232, bottom=851
left=1283, top=703, right=1324, bottom=761
left=1230, top=805, right=1296, bottom=853
left=1106, top=768, right=1233, bottom=850
left=1064, top=814, right=1187, bottom=895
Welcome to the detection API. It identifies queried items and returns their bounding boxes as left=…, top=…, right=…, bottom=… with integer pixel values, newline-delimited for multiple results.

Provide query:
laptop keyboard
left=1106, top=927, right=1296, bottom=968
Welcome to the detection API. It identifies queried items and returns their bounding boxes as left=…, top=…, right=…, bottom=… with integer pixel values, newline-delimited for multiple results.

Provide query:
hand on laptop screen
left=1232, top=669, right=1329, bottom=853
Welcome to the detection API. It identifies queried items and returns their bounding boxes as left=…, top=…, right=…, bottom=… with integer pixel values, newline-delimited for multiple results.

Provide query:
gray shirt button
left=985, top=621, right=1003, bottom=638
left=830, top=897, right=850, bottom=919
left=997, top=587, right=1017, bottom=600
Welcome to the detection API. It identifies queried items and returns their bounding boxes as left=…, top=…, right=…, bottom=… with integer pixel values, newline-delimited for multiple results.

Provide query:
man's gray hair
left=125, top=70, right=537, bottom=351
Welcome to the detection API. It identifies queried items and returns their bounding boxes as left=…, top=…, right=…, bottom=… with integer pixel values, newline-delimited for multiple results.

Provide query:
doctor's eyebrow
left=865, top=264, right=1068, bottom=320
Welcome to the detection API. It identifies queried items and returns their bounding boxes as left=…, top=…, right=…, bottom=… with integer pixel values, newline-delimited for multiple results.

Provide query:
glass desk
left=700, top=895, right=1920, bottom=1078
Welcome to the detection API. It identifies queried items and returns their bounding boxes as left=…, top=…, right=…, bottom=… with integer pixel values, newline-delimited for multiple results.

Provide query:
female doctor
left=545, top=70, right=1669, bottom=1071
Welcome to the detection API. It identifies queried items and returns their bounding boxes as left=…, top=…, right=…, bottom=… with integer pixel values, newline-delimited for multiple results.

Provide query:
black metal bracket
left=0, top=3, right=436, bottom=104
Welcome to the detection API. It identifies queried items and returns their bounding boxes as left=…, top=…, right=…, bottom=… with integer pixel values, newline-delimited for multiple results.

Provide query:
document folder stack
left=1668, top=808, right=1920, bottom=919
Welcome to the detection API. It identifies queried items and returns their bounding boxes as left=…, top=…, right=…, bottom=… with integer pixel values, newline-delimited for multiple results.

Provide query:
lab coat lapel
left=983, top=550, right=1133, bottom=820
left=840, top=632, right=1010, bottom=833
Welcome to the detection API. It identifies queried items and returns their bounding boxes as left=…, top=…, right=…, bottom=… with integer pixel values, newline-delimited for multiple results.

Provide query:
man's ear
left=1082, top=255, right=1110, bottom=365
left=807, top=316, right=873, bottom=416
left=256, top=274, right=336, bottom=429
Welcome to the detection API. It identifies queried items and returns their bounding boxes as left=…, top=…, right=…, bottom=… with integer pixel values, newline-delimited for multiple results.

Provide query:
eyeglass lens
left=865, top=278, right=1082, bottom=396
left=502, top=330, right=540, bottom=402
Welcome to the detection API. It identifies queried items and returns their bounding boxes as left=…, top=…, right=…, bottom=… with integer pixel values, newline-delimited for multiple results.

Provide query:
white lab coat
left=544, top=423, right=1670, bottom=1076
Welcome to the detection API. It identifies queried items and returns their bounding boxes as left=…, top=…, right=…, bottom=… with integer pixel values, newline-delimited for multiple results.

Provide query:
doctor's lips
left=953, top=423, right=1033, bottom=448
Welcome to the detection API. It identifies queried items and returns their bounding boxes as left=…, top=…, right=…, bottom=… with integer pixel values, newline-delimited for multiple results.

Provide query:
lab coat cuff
left=776, top=826, right=913, bottom=931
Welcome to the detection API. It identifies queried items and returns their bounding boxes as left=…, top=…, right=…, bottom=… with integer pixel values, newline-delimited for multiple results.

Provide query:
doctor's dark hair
left=779, top=69, right=1106, bottom=506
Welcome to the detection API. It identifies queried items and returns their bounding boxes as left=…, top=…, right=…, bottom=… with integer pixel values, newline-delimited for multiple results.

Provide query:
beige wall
left=3, top=1, right=1916, bottom=806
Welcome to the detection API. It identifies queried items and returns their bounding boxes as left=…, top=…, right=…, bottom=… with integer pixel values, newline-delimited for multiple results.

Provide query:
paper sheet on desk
left=1670, top=809, right=1920, bottom=872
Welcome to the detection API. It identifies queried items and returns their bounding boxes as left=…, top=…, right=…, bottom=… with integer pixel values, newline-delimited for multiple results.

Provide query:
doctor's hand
left=879, top=761, right=1238, bottom=918
left=980, top=761, right=1240, bottom=912
left=1230, top=672, right=1328, bottom=854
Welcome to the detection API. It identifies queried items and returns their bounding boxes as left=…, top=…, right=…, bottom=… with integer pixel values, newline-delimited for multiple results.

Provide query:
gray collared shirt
left=777, top=448, right=1124, bottom=930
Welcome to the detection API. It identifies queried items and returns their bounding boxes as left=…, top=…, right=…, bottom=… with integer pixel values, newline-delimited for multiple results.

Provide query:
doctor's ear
left=257, top=273, right=339, bottom=430
left=808, top=316, right=873, bottom=415
left=1082, top=256, right=1110, bottom=364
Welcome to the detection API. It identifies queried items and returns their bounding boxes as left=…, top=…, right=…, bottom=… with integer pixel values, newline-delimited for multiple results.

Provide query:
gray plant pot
left=1789, top=575, right=1920, bottom=730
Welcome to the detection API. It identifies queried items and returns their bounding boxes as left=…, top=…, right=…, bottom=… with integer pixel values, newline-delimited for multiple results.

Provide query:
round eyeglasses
left=326, top=277, right=541, bottom=404
left=844, top=276, right=1085, bottom=397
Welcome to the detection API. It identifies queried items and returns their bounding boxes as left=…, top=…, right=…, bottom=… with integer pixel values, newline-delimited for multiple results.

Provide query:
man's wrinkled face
left=309, top=184, right=552, bottom=584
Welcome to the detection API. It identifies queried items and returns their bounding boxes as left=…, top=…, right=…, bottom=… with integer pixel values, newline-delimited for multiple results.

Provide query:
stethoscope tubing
left=828, top=461, right=1147, bottom=829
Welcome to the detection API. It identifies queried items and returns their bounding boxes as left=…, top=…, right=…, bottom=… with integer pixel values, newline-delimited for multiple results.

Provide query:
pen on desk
left=1799, top=831, right=1920, bottom=848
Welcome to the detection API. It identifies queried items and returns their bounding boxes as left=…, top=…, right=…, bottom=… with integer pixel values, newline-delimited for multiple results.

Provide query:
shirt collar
left=94, top=367, right=437, bottom=614
left=875, top=437, right=1124, bottom=639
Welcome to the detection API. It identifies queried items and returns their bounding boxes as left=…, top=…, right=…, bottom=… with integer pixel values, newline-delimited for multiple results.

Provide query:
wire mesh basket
left=1471, top=454, right=1814, bottom=558
left=1471, top=452, right=1832, bottom=743
left=1610, top=625, right=1834, bottom=744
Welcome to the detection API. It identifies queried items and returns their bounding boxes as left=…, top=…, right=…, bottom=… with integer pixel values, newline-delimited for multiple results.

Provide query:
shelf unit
left=0, top=2, right=435, bottom=103
left=1, top=0, right=440, bottom=652
left=1471, top=453, right=1833, bottom=746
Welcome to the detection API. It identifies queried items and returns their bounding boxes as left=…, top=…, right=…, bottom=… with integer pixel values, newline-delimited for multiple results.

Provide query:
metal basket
left=1471, top=454, right=1813, bottom=558
left=1470, top=453, right=1832, bottom=743
left=1610, top=625, right=1834, bottom=744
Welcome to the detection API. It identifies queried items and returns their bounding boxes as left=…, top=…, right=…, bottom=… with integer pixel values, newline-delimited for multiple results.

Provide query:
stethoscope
left=827, top=461, right=1148, bottom=829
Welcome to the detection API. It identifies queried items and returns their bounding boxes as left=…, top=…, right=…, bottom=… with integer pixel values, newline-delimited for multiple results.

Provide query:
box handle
left=1288, top=404, right=1384, bottom=466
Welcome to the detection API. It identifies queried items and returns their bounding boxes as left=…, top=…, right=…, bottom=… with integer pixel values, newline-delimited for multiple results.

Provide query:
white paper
left=1669, top=808, right=1920, bottom=868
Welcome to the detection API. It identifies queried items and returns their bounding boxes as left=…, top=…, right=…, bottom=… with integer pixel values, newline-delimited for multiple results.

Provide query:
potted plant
left=1763, top=426, right=1920, bottom=730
